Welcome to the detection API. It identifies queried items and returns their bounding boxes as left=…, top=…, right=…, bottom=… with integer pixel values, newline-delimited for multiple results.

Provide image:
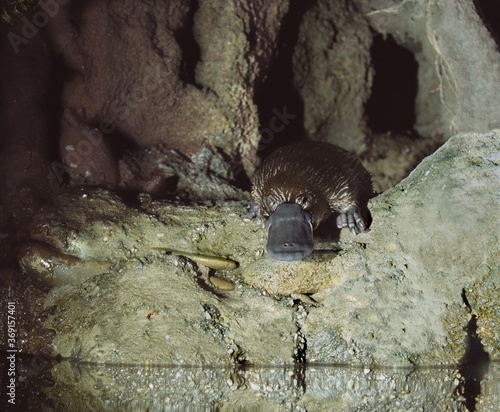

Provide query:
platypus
left=251, top=141, right=373, bottom=261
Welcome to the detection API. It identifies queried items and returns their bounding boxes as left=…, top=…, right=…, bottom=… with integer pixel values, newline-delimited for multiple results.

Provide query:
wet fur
left=252, top=141, right=373, bottom=228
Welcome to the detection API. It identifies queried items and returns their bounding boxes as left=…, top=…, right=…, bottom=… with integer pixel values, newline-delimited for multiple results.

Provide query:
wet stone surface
left=15, top=131, right=500, bottom=368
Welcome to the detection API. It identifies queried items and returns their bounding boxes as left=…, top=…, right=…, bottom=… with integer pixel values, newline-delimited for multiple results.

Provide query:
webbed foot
left=336, top=206, right=368, bottom=235
left=246, top=201, right=260, bottom=218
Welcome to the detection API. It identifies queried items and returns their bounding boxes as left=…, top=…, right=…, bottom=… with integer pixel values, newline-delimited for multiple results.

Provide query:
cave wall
left=2, top=0, right=500, bottom=222
left=362, top=0, right=500, bottom=137
left=293, top=0, right=373, bottom=151
left=292, top=0, right=500, bottom=151
left=49, top=0, right=289, bottom=187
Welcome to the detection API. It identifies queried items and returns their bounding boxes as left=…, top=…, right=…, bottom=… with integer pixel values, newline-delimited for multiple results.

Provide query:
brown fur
left=252, top=141, right=373, bottom=228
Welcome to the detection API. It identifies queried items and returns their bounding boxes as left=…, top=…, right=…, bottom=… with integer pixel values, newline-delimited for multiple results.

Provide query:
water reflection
left=5, top=356, right=498, bottom=411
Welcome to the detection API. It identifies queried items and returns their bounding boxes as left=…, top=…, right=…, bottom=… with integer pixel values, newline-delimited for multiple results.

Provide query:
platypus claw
left=336, top=206, right=367, bottom=235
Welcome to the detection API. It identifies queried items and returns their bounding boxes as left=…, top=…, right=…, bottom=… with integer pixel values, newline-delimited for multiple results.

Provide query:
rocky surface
left=15, top=130, right=496, bottom=368
left=304, top=130, right=499, bottom=365
left=47, top=0, right=289, bottom=189
left=477, top=361, right=500, bottom=412
left=293, top=0, right=373, bottom=151
left=293, top=0, right=500, bottom=152
left=361, top=0, right=500, bottom=137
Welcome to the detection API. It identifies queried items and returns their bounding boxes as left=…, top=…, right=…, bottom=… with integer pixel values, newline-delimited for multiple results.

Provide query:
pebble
left=209, top=275, right=235, bottom=291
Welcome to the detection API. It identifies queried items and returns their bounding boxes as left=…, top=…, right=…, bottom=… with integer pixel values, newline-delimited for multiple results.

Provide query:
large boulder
left=25, top=130, right=498, bottom=366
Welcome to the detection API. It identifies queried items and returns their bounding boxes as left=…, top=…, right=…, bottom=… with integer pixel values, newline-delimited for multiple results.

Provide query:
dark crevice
left=473, top=0, right=500, bottom=50
left=461, top=288, right=471, bottom=310
left=456, top=288, right=490, bottom=411
left=292, top=362, right=307, bottom=394
left=174, top=0, right=202, bottom=87
left=218, top=148, right=252, bottom=192
left=229, top=165, right=252, bottom=192
left=366, top=33, right=418, bottom=135
left=253, top=0, right=316, bottom=159
left=291, top=298, right=308, bottom=371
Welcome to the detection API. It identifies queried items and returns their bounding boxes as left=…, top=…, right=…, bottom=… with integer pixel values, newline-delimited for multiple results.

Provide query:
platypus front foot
left=336, top=206, right=368, bottom=235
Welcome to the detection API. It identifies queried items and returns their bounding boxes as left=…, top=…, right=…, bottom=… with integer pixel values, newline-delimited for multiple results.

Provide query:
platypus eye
left=266, top=195, right=278, bottom=210
left=296, top=194, right=312, bottom=208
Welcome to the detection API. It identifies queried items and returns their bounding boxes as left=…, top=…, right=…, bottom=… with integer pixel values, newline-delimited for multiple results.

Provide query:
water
left=2, top=355, right=497, bottom=411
